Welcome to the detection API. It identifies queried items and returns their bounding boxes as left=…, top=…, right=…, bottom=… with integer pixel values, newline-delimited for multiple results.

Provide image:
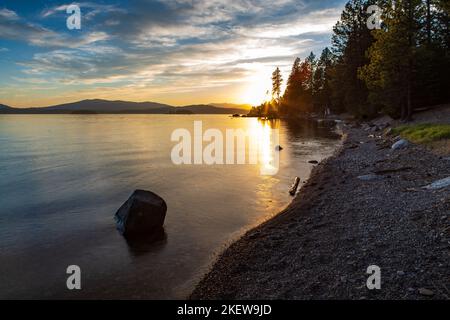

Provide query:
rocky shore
left=191, top=125, right=450, bottom=300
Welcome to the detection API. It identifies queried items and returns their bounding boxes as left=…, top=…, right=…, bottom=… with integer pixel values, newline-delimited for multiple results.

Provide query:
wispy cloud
left=41, top=2, right=126, bottom=19
left=0, top=8, right=19, bottom=20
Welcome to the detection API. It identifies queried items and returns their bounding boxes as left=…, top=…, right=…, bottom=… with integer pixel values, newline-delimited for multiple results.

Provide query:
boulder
left=391, top=139, right=409, bottom=150
left=115, top=190, right=167, bottom=238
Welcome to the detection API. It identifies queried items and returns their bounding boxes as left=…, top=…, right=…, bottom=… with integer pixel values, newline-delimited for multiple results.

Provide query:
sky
left=0, top=0, right=346, bottom=108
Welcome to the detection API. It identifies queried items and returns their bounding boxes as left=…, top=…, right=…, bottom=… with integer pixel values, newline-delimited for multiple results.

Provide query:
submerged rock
left=391, top=139, right=409, bottom=150
left=115, top=190, right=167, bottom=238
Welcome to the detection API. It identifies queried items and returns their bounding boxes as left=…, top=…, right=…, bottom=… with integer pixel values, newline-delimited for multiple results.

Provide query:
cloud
left=0, top=8, right=110, bottom=49
left=234, top=8, right=341, bottom=38
left=41, top=2, right=126, bottom=19
left=0, top=8, right=19, bottom=20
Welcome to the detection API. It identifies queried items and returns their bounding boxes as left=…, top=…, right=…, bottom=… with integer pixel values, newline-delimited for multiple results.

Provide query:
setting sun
left=240, top=70, right=274, bottom=106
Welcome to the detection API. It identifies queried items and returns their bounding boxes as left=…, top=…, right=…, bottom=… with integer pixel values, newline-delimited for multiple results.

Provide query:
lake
left=0, top=114, right=340, bottom=299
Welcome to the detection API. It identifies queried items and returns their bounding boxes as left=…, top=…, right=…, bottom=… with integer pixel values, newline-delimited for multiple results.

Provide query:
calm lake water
left=0, top=115, right=340, bottom=299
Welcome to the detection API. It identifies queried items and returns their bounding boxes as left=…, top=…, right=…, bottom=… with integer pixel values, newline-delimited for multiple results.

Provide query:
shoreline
left=191, top=125, right=449, bottom=299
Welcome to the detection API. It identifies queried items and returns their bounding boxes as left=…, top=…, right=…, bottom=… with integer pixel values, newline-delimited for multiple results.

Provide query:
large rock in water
left=115, top=190, right=167, bottom=238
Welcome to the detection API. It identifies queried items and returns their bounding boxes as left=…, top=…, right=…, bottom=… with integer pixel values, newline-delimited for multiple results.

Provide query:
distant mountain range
left=0, top=99, right=251, bottom=115
left=0, top=104, right=13, bottom=111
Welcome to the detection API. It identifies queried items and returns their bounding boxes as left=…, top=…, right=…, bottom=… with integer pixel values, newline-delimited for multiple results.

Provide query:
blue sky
left=0, top=0, right=347, bottom=107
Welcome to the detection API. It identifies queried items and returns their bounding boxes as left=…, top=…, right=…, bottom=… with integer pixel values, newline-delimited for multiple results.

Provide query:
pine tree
left=330, top=0, right=376, bottom=117
left=281, top=58, right=301, bottom=115
left=270, top=67, right=283, bottom=117
left=305, top=52, right=317, bottom=112
left=313, top=47, right=335, bottom=115
left=281, top=56, right=315, bottom=114
left=271, top=67, right=283, bottom=103
left=359, top=0, right=425, bottom=120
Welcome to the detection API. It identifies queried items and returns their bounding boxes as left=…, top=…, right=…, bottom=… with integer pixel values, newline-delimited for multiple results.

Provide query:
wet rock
left=357, top=174, right=384, bottom=181
left=391, top=139, right=409, bottom=150
left=308, top=160, right=319, bottom=164
left=115, top=189, right=167, bottom=238
left=423, top=177, right=450, bottom=190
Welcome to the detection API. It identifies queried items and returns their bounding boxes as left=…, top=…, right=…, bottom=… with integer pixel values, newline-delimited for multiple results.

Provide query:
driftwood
left=374, top=166, right=413, bottom=175
left=289, top=177, right=301, bottom=195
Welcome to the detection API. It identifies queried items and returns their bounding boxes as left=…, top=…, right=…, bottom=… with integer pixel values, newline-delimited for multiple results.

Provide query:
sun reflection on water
left=248, top=118, right=280, bottom=175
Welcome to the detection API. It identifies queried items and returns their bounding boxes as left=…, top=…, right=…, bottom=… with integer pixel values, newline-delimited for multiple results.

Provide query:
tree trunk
left=401, top=102, right=407, bottom=121
left=406, top=80, right=413, bottom=121
left=406, top=0, right=414, bottom=121
left=426, top=0, right=431, bottom=45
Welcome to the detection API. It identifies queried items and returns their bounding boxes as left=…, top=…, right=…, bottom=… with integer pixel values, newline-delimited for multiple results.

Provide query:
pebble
left=418, top=288, right=434, bottom=296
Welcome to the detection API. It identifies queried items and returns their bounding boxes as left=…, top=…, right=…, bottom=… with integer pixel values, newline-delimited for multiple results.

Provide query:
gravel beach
left=191, top=125, right=450, bottom=300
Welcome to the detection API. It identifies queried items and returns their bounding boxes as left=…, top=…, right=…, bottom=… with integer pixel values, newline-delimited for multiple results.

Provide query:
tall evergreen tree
left=281, top=57, right=301, bottom=115
left=271, top=67, right=283, bottom=103
left=313, top=47, right=335, bottom=115
left=305, top=52, right=317, bottom=111
left=359, top=0, right=426, bottom=120
left=282, top=56, right=314, bottom=114
left=330, top=0, right=376, bottom=117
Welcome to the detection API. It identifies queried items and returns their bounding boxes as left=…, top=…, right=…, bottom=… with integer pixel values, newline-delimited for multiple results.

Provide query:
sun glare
left=240, top=71, right=272, bottom=106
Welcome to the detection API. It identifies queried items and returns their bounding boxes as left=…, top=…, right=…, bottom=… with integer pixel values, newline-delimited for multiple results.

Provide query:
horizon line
left=1, top=98, right=255, bottom=110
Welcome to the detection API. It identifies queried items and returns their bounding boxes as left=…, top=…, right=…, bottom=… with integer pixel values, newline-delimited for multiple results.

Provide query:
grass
left=392, top=123, right=450, bottom=144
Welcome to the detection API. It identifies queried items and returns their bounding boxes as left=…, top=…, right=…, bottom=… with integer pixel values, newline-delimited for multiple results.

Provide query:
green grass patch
left=392, top=124, right=450, bottom=144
